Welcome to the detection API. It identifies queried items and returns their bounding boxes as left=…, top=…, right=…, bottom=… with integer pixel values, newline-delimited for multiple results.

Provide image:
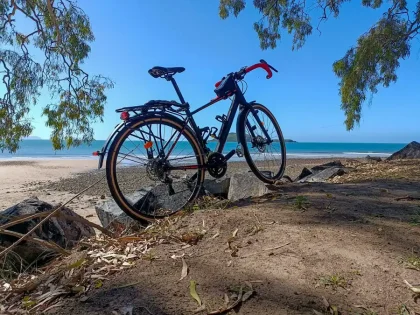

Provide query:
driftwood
left=395, top=195, right=420, bottom=201
left=0, top=175, right=106, bottom=260
left=0, top=210, right=114, bottom=238
left=0, top=228, right=68, bottom=255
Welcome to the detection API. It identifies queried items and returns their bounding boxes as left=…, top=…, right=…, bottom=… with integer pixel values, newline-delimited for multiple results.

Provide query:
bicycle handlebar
left=214, top=61, right=277, bottom=88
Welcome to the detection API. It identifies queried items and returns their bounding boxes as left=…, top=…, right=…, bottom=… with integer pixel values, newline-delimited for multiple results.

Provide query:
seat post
left=169, top=77, right=186, bottom=104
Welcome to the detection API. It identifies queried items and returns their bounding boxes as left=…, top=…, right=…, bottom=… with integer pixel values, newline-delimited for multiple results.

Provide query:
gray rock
left=387, top=141, right=420, bottom=160
left=298, top=167, right=347, bottom=183
left=203, top=177, right=231, bottom=196
left=227, top=173, right=269, bottom=201
left=365, top=155, right=382, bottom=162
left=311, top=160, right=344, bottom=172
left=295, top=167, right=313, bottom=182
left=0, top=198, right=95, bottom=268
left=95, top=190, right=149, bottom=230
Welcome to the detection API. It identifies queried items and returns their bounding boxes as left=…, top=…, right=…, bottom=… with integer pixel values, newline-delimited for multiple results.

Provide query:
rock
left=366, top=155, right=382, bottom=162
left=298, top=167, right=348, bottom=183
left=227, top=173, right=269, bottom=201
left=311, top=160, right=344, bottom=172
left=295, top=167, right=313, bottom=182
left=0, top=198, right=95, bottom=268
left=387, top=141, right=420, bottom=160
left=203, top=177, right=230, bottom=196
left=294, top=161, right=346, bottom=182
left=95, top=190, right=149, bottom=230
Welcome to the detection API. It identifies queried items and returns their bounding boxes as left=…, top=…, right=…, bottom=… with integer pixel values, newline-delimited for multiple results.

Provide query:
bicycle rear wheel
left=106, top=115, right=205, bottom=222
left=238, top=103, right=286, bottom=184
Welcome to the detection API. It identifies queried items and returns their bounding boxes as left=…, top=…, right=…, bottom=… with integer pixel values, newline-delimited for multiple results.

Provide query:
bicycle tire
left=106, top=115, right=205, bottom=222
left=238, top=103, right=286, bottom=184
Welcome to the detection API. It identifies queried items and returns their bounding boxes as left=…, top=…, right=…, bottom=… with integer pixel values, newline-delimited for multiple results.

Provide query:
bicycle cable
left=240, top=79, right=248, bottom=95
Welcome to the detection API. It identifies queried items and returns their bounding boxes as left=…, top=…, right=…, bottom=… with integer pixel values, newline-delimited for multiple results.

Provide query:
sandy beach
left=0, top=159, right=101, bottom=224
left=2, top=156, right=420, bottom=314
left=0, top=157, right=352, bottom=226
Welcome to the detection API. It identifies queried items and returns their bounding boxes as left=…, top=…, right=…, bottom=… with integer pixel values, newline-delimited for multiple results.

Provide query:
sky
left=20, top=1, right=420, bottom=142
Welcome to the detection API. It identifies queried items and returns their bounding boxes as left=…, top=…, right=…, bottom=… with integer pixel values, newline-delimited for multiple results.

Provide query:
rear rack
left=116, top=100, right=189, bottom=113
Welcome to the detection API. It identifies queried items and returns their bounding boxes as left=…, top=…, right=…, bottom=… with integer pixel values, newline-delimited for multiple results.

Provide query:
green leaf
left=189, top=280, right=201, bottom=306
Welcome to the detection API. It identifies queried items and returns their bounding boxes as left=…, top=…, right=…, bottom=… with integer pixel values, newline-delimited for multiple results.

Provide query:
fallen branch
left=0, top=228, right=68, bottom=255
left=0, top=210, right=114, bottom=238
left=404, top=279, right=420, bottom=293
left=208, top=286, right=243, bottom=315
left=240, top=242, right=290, bottom=259
left=0, top=175, right=106, bottom=260
left=262, top=243, right=291, bottom=252
left=395, top=195, right=420, bottom=201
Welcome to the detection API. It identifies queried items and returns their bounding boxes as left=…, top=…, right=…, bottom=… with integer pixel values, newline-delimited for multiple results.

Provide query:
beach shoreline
left=0, top=157, right=362, bottom=226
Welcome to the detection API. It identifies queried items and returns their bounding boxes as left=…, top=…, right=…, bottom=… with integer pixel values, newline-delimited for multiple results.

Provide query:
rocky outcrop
left=227, top=172, right=269, bottom=201
left=295, top=160, right=352, bottom=183
left=0, top=198, right=95, bottom=267
left=387, top=141, right=420, bottom=160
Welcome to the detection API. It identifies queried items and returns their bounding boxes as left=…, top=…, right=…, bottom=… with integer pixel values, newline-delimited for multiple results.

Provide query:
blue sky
left=27, top=1, right=420, bottom=142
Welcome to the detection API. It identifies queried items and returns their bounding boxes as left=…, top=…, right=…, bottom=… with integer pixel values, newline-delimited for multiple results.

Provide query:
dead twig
left=395, top=195, right=420, bottom=201
left=240, top=242, right=290, bottom=259
left=0, top=228, right=68, bottom=255
left=208, top=286, right=243, bottom=315
left=0, top=210, right=114, bottom=238
left=0, top=175, right=106, bottom=260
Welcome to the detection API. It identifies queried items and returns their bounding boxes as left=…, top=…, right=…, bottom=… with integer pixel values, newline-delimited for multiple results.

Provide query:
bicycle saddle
left=148, top=66, right=185, bottom=78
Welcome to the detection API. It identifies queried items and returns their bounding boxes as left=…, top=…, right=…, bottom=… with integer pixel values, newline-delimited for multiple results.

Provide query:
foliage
left=219, top=0, right=420, bottom=130
left=0, top=0, right=113, bottom=152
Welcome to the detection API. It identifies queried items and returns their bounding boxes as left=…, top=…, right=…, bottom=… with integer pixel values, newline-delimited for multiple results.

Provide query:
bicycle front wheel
left=106, top=115, right=205, bottom=222
left=238, top=103, right=286, bottom=184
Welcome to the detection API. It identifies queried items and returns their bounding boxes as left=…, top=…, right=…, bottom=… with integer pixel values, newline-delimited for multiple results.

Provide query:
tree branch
left=46, top=0, right=62, bottom=45
left=0, top=210, right=115, bottom=238
left=0, top=229, right=69, bottom=255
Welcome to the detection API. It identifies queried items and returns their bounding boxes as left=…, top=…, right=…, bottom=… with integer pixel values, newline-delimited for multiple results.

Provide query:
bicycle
left=93, top=60, right=287, bottom=222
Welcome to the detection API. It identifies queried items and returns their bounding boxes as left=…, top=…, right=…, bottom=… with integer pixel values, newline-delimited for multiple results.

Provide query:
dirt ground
left=45, top=159, right=420, bottom=315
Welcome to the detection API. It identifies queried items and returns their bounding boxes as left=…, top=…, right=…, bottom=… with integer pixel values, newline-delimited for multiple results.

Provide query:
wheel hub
left=253, top=135, right=267, bottom=153
left=146, top=158, right=170, bottom=182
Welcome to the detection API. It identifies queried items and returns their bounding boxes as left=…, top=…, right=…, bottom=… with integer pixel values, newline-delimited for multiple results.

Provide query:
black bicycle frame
left=95, top=76, right=272, bottom=171
left=165, top=79, right=273, bottom=171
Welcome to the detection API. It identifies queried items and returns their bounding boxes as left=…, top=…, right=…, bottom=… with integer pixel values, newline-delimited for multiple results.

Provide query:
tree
left=0, top=0, right=113, bottom=153
left=219, top=0, right=420, bottom=130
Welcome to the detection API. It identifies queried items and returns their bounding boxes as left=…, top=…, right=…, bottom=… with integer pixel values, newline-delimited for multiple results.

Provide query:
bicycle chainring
left=207, top=152, right=227, bottom=179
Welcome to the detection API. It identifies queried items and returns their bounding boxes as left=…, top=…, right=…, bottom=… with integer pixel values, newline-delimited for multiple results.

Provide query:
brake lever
left=259, top=59, right=278, bottom=73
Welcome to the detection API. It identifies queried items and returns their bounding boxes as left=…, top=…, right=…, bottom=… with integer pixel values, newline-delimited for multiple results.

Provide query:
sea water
left=0, top=140, right=406, bottom=160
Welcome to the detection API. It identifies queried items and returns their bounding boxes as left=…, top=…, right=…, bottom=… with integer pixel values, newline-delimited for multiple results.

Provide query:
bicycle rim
left=239, top=103, right=286, bottom=183
left=106, top=116, right=205, bottom=222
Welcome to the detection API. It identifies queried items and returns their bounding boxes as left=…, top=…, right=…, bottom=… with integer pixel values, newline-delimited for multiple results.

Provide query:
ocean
left=0, top=140, right=405, bottom=160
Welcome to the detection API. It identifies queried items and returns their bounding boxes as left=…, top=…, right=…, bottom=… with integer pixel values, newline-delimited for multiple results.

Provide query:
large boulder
left=227, top=172, right=269, bottom=201
left=387, top=141, right=420, bottom=160
left=203, top=177, right=231, bottom=197
left=0, top=198, right=95, bottom=267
